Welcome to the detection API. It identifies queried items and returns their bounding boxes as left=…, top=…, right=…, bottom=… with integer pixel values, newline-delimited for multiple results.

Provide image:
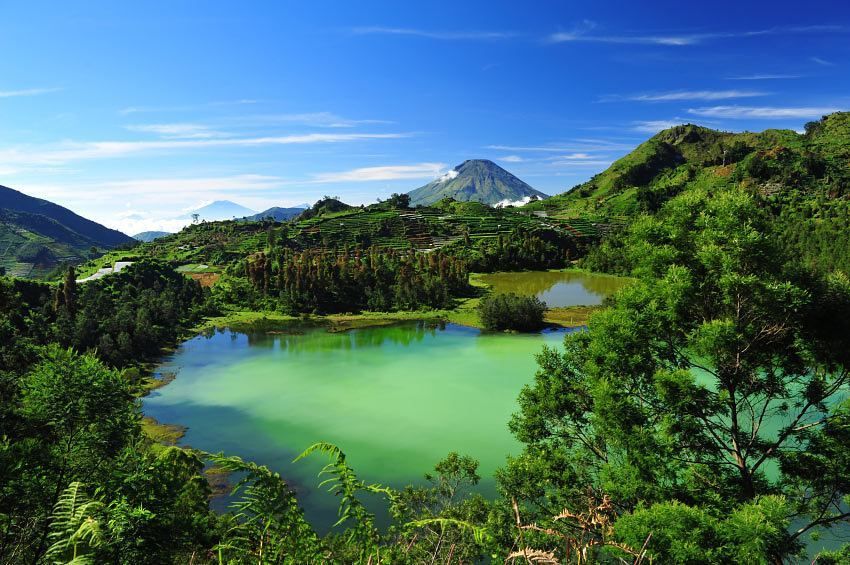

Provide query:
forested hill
left=0, top=184, right=134, bottom=278
left=527, top=112, right=850, bottom=273
left=0, top=185, right=132, bottom=246
left=127, top=196, right=595, bottom=272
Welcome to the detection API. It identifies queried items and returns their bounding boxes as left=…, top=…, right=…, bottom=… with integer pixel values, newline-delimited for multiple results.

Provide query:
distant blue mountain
left=243, top=205, right=310, bottom=222
left=132, top=230, right=171, bottom=242
left=181, top=200, right=257, bottom=222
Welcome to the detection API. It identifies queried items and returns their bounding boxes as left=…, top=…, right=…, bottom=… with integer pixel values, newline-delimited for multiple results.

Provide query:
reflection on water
left=144, top=321, right=573, bottom=531
left=478, top=270, right=630, bottom=307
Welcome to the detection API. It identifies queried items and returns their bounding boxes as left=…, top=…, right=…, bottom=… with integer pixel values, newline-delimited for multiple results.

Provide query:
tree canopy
left=503, top=186, right=850, bottom=562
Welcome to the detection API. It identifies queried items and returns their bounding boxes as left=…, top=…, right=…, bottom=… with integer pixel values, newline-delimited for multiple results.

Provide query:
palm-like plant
left=295, top=442, right=396, bottom=554
left=206, top=452, right=321, bottom=563
left=45, top=482, right=104, bottom=564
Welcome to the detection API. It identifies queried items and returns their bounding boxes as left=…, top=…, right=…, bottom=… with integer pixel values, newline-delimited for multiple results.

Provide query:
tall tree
left=62, top=266, right=76, bottom=316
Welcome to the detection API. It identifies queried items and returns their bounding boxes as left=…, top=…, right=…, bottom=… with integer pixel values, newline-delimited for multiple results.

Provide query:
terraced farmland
left=111, top=202, right=602, bottom=274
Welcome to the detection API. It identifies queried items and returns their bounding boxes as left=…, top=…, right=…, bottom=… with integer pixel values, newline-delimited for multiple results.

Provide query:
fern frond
left=45, top=482, right=104, bottom=564
left=294, top=441, right=345, bottom=463
left=406, top=517, right=492, bottom=545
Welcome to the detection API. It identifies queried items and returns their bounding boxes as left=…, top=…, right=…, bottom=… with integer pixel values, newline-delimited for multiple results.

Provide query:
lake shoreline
left=137, top=268, right=627, bottom=511
left=141, top=320, right=574, bottom=530
left=191, top=267, right=625, bottom=335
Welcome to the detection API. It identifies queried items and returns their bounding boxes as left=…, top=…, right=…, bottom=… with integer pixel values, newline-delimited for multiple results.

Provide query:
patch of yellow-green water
left=144, top=321, right=575, bottom=531
left=477, top=270, right=630, bottom=307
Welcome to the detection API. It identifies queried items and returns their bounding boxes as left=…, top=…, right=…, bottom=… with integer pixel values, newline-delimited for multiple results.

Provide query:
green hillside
left=0, top=184, right=134, bottom=277
left=526, top=112, right=850, bottom=273
left=526, top=113, right=849, bottom=218
left=131, top=197, right=596, bottom=270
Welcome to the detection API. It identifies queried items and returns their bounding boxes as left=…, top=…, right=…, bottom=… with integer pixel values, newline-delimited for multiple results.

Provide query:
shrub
left=478, top=292, right=546, bottom=332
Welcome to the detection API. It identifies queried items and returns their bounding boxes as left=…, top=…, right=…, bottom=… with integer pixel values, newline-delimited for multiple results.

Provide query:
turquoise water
left=144, top=322, right=573, bottom=529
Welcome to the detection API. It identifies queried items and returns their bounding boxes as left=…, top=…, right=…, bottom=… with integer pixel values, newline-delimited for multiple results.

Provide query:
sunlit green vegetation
left=3, top=114, right=850, bottom=562
left=478, top=292, right=546, bottom=332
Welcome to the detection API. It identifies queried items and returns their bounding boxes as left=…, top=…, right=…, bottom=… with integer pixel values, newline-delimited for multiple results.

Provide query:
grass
left=544, top=306, right=599, bottom=327
left=194, top=268, right=621, bottom=335
left=141, top=416, right=186, bottom=446
left=140, top=371, right=176, bottom=393
left=175, top=263, right=218, bottom=273
left=194, top=304, right=487, bottom=333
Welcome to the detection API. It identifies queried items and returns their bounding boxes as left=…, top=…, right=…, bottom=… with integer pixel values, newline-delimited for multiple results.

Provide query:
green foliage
left=296, top=196, right=355, bottom=221
left=614, top=497, right=794, bottom=563
left=56, top=259, right=211, bottom=367
left=816, top=544, right=850, bottom=564
left=479, top=292, right=546, bottom=332
left=388, top=452, right=494, bottom=562
left=453, top=229, right=579, bottom=272
left=208, top=452, right=321, bottom=563
left=45, top=482, right=104, bottom=564
left=4, top=114, right=850, bottom=563
left=505, top=185, right=850, bottom=562
left=237, top=246, right=471, bottom=314
left=580, top=114, right=850, bottom=276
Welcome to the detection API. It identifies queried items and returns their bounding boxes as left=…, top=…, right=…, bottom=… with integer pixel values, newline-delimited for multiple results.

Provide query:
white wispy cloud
left=495, top=152, right=611, bottom=167
left=549, top=159, right=612, bottom=167
left=0, top=132, right=410, bottom=167
left=15, top=174, right=294, bottom=233
left=632, top=119, right=684, bottom=133
left=119, top=99, right=258, bottom=115
left=548, top=22, right=844, bottom=46
left=17, top=174, right=289, bottom=203
left=486, top=140, right=635, bottom=153
left=604, top=90, right=766, bottom=102
left=487, top=144, right=570, bottom=153
left=352, top=26, right=517, bottom=40
left=0, top=87, right=63, bottom=98
left=726, top=74, right=801, bottom=80
left=311, top=163, right=447, bottom=183
left=236, top=112, right=393, bottom=128
left=98, top=174, right=287, bottom=195
left=687, top=105, right=842, bottom=119
left=125, top=123, right=228, bottom=139
left=548, top=19, right=701, bottom=46
left=811, top=57, right=835, bottom=67
left=557, top=153, right=595, bottom=160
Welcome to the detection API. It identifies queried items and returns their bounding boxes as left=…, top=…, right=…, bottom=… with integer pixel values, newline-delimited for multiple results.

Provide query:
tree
left=478, top=293, right=546, bottom=332
left=19, top=345, right=138, bottom=561
left=387, top=453, right=492, bottom=563
left=503, top=187, right=850, bottom=562
left=62, top=266, right=77, bottom=316
left=386, top=193, right=411, bottom=209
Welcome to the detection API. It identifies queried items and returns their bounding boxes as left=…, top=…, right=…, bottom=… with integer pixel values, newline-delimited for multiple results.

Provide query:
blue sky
left=1, top=0, right=849, bottom=232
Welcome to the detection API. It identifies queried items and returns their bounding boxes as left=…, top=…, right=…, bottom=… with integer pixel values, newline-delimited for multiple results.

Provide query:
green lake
left=477, top=270, right=629, bottom=307
left=144, top=321, right=574, bottom=529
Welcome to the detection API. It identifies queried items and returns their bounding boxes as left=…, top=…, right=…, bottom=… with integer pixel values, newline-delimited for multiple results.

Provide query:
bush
left=478, top=292, right=546, bottom=332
